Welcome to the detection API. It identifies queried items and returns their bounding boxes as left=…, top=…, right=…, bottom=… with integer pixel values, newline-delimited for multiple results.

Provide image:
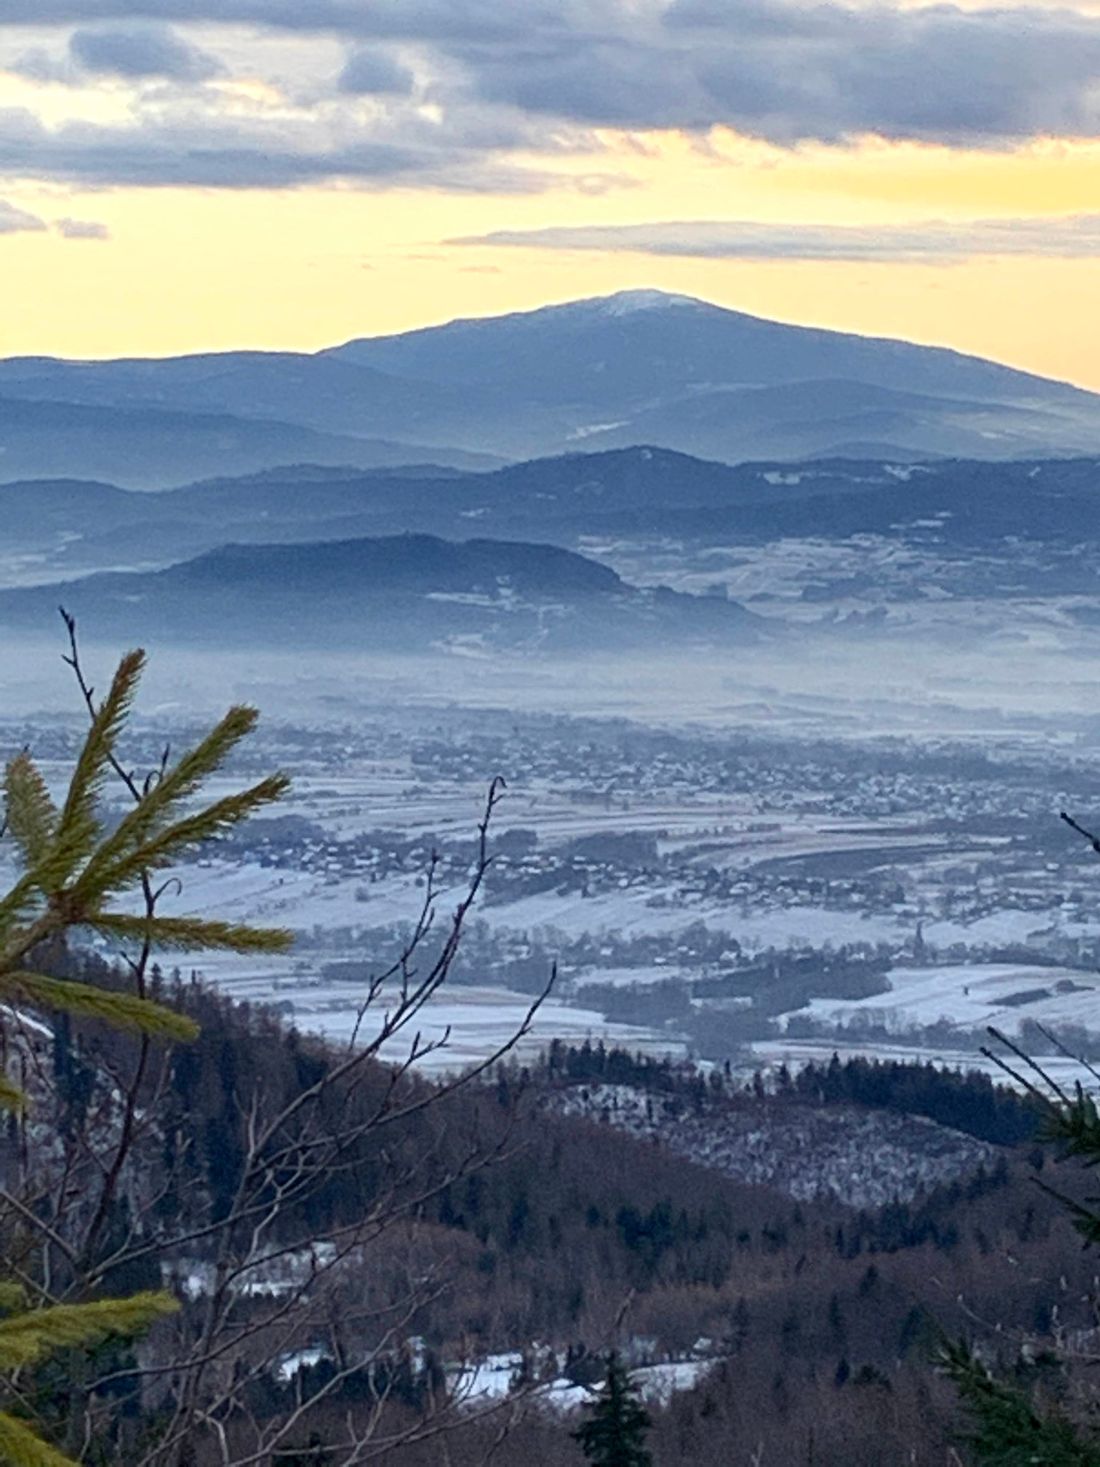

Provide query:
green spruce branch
left=0, top=629, right=294, bottom=1466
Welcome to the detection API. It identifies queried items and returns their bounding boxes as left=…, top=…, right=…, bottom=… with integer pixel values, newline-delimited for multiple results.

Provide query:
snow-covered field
left=796, top=961, right=1100, bottom=1038
left=482, top=886, right=917, bottom=951
left=149, top=848, right=1097, bottom=969
left=182, top=957, right=681, bottom=1075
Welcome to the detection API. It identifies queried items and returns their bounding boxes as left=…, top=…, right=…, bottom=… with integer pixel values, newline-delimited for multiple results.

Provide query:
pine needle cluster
left=941, top=1339, right=1100, bottom=1466
left=0, top=642, right=293, bottom=1465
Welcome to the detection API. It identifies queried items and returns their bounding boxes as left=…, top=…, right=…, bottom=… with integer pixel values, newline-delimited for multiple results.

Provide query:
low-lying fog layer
left=5, top=630, right=1100, bottom=736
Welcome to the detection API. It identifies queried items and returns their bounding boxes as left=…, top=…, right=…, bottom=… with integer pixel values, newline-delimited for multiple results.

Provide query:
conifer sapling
left=0, top=636, right=292, bottom=1466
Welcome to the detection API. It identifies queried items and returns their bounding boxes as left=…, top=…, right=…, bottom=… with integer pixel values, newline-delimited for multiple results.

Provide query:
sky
left=2, top=1, right=1100, bottom=387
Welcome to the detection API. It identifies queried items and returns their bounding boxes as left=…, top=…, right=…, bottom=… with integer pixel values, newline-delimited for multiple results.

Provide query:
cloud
left=0, top=25, right=620, bottom=196
left=338, top=49, right=415, bottom=96
left=0, top=102, right=589, bottom=191
left=443, top=1, right=1100, bottom=145
left=4, top=0, right=1100, bottom=187
left=55, top=215, right=110, bottom=238
left=10, top=46, right=77, bottom=83
left=0, top=198, right=46, bottom=233
left=69, top=22, right=222, bottom=80
left=679, top=2, right=1100, bottom=145
left=0, top=2, right=568, bottom=41
left=453, top=215, right=1100, bottom=262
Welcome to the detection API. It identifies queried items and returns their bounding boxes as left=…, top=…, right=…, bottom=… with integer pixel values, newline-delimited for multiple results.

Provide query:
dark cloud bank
left=4, top=0, right=1100, bottom=193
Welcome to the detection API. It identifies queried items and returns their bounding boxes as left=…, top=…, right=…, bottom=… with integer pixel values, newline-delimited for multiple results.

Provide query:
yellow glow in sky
left=2, top=123, right=1100, bottom=388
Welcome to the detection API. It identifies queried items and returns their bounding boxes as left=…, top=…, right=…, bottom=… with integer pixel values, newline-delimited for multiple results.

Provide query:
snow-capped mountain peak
left=597, top=288, right=704, bottom=316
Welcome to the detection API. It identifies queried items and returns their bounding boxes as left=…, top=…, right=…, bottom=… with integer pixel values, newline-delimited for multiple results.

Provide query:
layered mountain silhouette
left=0, top=533, right=761, bottom=653
left=4, top=291, right=1100, bottom=484
left=5, top=449, right=1099, bottom=584
left=0, top=396, right=496, bottom=489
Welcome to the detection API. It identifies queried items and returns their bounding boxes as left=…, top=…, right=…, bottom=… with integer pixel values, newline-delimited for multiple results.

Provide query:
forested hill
left=0, top=532, right=762, bottom=651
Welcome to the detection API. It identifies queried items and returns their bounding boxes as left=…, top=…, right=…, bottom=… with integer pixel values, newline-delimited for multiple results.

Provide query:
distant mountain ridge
left=331, top=290, right=1087, bottom=404
left=6, top=447, right=1100, bottom=576
left=4, top=291, right=1100, bottom=480
left=0, top=395, right=495, bottom=489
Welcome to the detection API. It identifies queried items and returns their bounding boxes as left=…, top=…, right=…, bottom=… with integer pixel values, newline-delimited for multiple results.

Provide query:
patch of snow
left=276, top=1348, right=328, bottom=1382
left=1, top=1006, right=52, bottom=1040
left=633, top=1359, right=716, bottom=1405
left=599, top=288, right=700, bottom=315
left=452, top=1353, right=525, bottom=1404
left=452, top=1350, right=721, bottom=1416
left=569, top=421, right=628, bottom=440
left=535, top=1380, right=593, bottom=1414
left=424, top=593, right=499, bottom=607
left=884, top=464, right=922, bottom=482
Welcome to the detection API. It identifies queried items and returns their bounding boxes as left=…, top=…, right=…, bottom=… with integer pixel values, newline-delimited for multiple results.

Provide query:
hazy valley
left=5, top=291, right=1100, bottom=1086
left=4, top=290, right=1100, bottom=1464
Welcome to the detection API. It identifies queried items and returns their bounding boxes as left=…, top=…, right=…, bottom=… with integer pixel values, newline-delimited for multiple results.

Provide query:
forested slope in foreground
left=6, top=941, right=1096, bottom=1466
